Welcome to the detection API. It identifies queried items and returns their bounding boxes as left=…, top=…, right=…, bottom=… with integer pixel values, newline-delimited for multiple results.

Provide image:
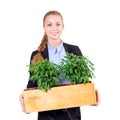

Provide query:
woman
left=19, top=10, right=99, bottom=120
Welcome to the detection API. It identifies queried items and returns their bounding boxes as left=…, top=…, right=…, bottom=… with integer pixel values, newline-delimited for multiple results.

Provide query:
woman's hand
left=19, top=94, right=30, bottom=114
left=92, top=89, right=100, bottom=106
left=95, top=89, right=100, bottom=106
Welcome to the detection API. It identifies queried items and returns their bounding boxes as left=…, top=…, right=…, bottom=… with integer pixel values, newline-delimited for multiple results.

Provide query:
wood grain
left=23, top=82, right=96, bottom=112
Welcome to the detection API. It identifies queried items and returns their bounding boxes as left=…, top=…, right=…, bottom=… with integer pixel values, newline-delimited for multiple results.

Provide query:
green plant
left=60, top=52, right=95, bottom=84
left=27, top=53, right=95, bottom=91
left=28, top=59, right=60, bottom=91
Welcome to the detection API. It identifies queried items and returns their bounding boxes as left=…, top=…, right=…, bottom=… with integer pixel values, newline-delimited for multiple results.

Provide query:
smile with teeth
left=51, top=31, right=58, bottom=35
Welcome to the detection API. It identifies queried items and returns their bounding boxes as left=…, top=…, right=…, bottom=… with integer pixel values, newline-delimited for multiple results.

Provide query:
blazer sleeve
left=26, top=50, right=39, bottom=88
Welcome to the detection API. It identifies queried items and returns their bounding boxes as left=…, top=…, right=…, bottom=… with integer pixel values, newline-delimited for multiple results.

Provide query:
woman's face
left=43, top=15, right=64, bottom=41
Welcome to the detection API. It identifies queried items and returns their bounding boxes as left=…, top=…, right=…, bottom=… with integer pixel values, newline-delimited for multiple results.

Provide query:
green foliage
left=60, top=52, right=95, bottom=84
left=27, top=53, right=95, bottom=91
left=28, top=59, right=60, bottom=91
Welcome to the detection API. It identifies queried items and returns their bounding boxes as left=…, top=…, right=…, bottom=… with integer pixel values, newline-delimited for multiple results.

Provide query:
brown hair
left=31, top=10, right=63, bottom=63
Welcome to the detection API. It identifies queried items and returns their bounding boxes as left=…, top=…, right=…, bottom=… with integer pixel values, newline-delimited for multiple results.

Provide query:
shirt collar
left=47, top=42, right=63, bottom=53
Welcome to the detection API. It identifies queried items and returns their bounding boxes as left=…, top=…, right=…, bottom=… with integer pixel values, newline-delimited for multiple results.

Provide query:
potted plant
left=28, top=59, right=60, bottom=91
left=23, top=52, right=96, bottom=112
left=59, top=52, right=95, bottom=84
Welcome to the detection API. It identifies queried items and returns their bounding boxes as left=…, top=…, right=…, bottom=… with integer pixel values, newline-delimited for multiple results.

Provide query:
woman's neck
left=47, top=39, right=62, bottom=48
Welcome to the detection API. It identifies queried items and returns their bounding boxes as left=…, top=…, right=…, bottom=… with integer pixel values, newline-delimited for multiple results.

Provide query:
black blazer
left=27, top=42, right=82, bottom=88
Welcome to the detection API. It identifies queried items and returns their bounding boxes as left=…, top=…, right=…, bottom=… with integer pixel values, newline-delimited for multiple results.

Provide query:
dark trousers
left=38, top=107, right=81, bottom=120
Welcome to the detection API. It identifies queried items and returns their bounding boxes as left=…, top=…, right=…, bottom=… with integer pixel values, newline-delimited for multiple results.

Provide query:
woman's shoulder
left=63, top=42, right=80, bottom=50
left=31, top=50, right=39, bottom=56
left=63, top=42, right=78, bottom=47
left=29, top=50, right=39, bottom=61
left=63, top=42, right=83, bottom=56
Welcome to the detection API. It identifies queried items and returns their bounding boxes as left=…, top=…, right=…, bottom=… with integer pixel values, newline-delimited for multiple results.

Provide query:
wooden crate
left=23, top=82, right=96, bottom=112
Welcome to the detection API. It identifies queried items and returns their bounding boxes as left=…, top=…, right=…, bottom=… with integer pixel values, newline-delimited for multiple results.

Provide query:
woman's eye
left=46, top=23, right=61, bottom=27
left=47, top=24, right=52, bottom=26
left=56, top=23, right=60, bottom=26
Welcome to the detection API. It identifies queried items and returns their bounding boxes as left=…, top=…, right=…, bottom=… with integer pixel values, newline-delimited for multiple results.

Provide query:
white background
left=0, top=0, right=120, bottom=120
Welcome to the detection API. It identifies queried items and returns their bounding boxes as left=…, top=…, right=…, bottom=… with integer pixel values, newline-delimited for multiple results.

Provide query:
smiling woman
left=43, top=15, right=64, bottom=43
left=19, top=10, right=99, bottom=120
